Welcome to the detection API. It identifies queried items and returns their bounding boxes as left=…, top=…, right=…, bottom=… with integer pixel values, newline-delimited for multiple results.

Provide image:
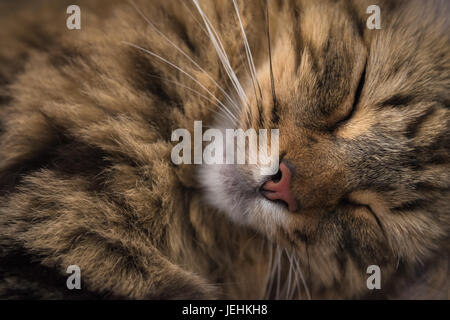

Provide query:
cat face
left=200, top=1, right=449, bottom=296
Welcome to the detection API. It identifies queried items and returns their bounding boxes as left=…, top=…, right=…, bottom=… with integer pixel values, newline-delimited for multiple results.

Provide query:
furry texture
left=0, top=0, right=449, bottom=299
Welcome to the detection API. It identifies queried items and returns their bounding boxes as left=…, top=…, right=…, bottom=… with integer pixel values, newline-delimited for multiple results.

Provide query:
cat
left=0, top=0, right=448, bottom=299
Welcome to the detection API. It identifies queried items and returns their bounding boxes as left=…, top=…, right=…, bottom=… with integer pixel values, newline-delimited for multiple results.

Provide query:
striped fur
left=0, top=0, right=448, bottom=299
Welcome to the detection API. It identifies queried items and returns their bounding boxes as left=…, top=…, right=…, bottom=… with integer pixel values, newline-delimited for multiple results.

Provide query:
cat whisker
left=289, top=249, right=301, bottom=299
left=293, top=254, right=311, bottom=300
left=263, top=241, right=274, bottom=299
left=275, top=245, right=282, bottom=299
left=283, top=248, right=293, bottom=299
left=122, top=41, right=239, bottom=124
left=128, top=0, right=240, bottom=115
left=265, top=243, right=280, bottom=299
left=192, top=0, right=249, bottom=118
left=260, top=239, right=268, bottom=299
left=180, top=0, right=209, bottom=38
left=264, top=0, right=277, bottom=113
left=232, top=0, right=263, bottom=107
left=238, top=51, right=259, bottom=127
left=143, top=74, right=232, bottom=123
left=183, top=0, right=245, bottom=109
left=286, top=249, right=301, bottom=299
left=306, top=240, right=312, bottom=299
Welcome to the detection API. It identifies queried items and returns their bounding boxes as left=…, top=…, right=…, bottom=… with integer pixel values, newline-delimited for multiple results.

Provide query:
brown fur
left=0, top=0, right=448, bottom=299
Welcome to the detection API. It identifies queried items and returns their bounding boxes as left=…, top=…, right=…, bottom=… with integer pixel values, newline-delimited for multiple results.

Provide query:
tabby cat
left=0, top=0, right=448, bottom=299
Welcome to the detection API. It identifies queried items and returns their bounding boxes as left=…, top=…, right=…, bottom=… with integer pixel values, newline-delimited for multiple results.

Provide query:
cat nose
left=261, top=161, right=298, bottom=212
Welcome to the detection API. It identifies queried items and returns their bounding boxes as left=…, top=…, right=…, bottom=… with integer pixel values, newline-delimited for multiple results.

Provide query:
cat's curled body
left=0, top=0, right=449, bottom=299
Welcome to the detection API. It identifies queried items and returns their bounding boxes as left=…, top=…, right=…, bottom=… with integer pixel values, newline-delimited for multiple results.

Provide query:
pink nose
left=261, top=162, right=298, bottom=212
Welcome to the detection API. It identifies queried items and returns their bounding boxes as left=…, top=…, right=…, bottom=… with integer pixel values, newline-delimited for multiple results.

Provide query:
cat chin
left=198, top=163, right=288, bottom=238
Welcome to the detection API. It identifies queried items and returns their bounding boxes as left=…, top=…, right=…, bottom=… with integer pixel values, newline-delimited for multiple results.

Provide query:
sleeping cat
left=0, top=0, right=448, bottom=299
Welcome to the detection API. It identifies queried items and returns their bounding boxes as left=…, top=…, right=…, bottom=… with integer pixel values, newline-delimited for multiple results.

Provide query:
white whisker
left=128, top=0, right=240, bottom=115
left=285, top=249, right=294, bottom=299
left=144, top=74, right=232, bottom=123
left=285, top=249, right=301, bottom=299
left=232, top=0, right=262, bottom=103
left=293, top=254, right=312, bottom=300
left=180, top=0, right=209, bottom=38
left=263, top=242, right=273, bottom=299
left=275, top=246, right=282, bottom=299
left=122, top=41, right=238, bottom=123
left=265, top=244, right=280, bottom=299
left=192, top=0, right=249, bottom=114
